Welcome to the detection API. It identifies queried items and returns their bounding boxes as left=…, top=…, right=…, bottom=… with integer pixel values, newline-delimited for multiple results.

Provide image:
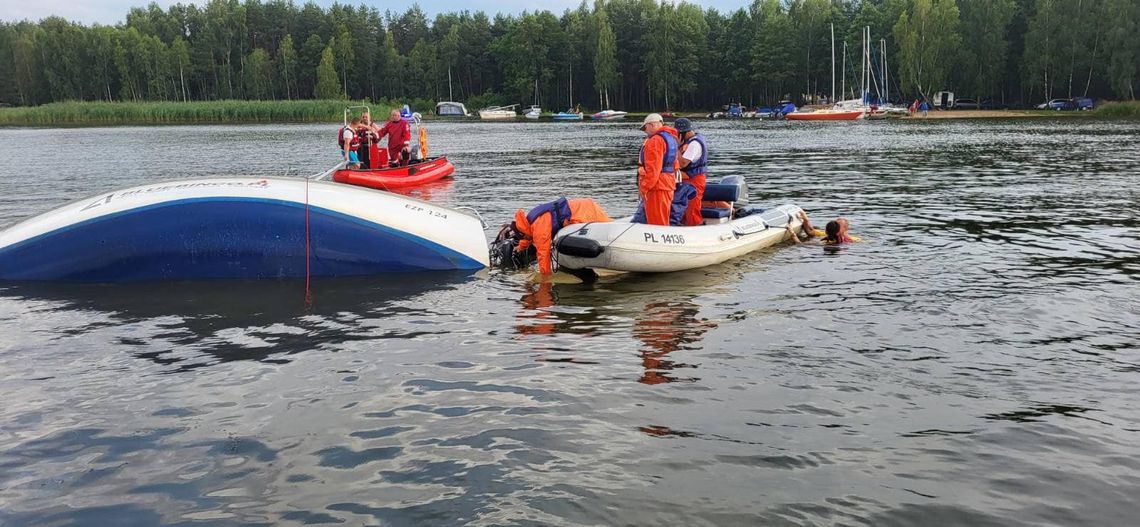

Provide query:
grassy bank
left=0, top=100, right=396, bottom=126
left=1094, top=101, right=1140, bottom=118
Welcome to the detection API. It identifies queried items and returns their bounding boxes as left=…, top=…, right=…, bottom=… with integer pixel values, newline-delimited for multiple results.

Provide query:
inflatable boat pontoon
left=554, top=176, right=803, bottom=273
left=0, top=178, right=489, bottom=282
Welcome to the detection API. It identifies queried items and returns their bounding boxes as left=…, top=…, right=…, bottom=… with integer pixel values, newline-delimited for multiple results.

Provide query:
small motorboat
left=552, top=109, right=584, bottom=121
left=479, top=105, right=518, bottom=120
left=0, top=177, right=489, bottom=282
left=332, top=156, right=455, bottom=190
left=554, top=177, right=803, bottom=273
left=590, top=109, right=628, bottom=121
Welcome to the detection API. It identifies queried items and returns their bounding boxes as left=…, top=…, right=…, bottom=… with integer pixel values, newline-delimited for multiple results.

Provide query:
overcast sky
left=1, top=0, right=752, bottom=25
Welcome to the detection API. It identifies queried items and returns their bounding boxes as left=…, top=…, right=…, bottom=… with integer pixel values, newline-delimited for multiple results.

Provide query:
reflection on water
left=1, top=119, right=1139, bottom=525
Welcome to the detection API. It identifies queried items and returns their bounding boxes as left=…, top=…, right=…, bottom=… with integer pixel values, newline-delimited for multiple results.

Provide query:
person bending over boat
left=674, top=118, right=707, bottom=226
left=786, top=211, right=861, bottom=244
left=376, top=108, right=412, bottom=167
left=338, top=117, right=363, bottom=168
left=636, top=113, right=681, bottom=226
left=500, top=198, right=612, bottom=275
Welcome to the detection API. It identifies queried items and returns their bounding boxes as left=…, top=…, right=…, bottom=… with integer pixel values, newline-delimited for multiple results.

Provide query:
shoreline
left=0, top=102, right=1126, bottom=128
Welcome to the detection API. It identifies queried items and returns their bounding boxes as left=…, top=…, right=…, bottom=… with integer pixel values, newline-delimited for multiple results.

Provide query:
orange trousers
left=682, top=174, right=706, bottom=226
left=643, top=189, right=673, bottom=226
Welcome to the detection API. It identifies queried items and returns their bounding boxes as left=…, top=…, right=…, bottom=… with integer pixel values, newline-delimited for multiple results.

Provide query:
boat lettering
left=81, top=194, right=114, bottom=211
left=81, top=180, right=269, bottom=210
left=643, top=232, right=685, bottom=245
left=404, top=203, right=447, bottom=219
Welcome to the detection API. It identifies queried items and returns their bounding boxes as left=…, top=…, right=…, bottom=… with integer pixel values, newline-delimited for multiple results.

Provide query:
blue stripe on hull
left=0, top=198, right=484, bottom=282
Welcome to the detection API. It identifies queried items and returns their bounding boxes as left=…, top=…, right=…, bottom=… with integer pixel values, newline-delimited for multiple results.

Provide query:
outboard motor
left=490, top=222, right=537, bottom=270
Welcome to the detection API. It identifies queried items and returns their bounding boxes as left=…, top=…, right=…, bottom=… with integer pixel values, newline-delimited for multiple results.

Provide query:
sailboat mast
left=861, top=26, right=867, bottom=105
left=448, top=66, right=453, bottom=101
left=842, top=41, right=847, bottom=100
left=881, top=38, right=888, bottom=103
left=830, top=23, right=835, bottom=103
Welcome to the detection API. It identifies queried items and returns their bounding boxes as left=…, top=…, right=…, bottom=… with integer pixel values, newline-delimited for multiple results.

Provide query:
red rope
left=304, top=176, right=313, bottom=311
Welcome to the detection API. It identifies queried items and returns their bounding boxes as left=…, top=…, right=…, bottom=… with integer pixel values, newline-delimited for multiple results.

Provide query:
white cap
left=640, top=113, right=663, bottom=129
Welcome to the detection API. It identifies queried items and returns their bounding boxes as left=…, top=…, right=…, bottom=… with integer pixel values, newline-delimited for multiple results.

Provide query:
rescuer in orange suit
left=511, top=198, right=612, bottom=275
left=636, top=113, right=681, bottom=226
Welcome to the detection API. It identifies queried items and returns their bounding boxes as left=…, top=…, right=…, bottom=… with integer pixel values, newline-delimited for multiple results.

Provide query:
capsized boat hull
left=554, top=205, right=803, bottom=273
left=332, top=156, right=455, bottom=190
left=0, top=178, right=488, bottom=282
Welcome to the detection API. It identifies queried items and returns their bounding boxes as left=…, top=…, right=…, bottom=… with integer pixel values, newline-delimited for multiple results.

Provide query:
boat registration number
left=644, top=232, right=685, bottom=245
left=404, top=203, right=448, bottom=219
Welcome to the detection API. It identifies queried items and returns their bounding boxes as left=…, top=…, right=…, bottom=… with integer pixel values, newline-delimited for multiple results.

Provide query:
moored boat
left=436, top=101, right=470, bottom=117
left=0, top=177, right=488, bottom=282
left=552, top=110, right=584, bottom=121
left=785, top=108, right=865, bottom=121
left=332, top=156, right=455, bottom=190
left=590, top=109, right=628, bottom=121
left=479, top=105, right=518, bottom=120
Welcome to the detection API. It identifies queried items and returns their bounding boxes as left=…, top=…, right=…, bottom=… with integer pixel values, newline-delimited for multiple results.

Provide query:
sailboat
left=552, top=65, right=584, bottom=120
left=786, top=23, right=863, bottom=121
left=589, top=76, right=626, bottom=120
left=525, top=79, right=542, bottom=119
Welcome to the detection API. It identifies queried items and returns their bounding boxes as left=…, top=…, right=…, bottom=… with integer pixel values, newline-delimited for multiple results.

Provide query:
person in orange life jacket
left=636, top=113, right=681, bottom=226
left=376, top=108, right=412, bottom=167
left=338, top=117, right=363, bottom=168
left=510, top=198, right=612, bottom=275
left=673, top=118, right=707, bottom=226
left=356, top=112, right=381, bottom=169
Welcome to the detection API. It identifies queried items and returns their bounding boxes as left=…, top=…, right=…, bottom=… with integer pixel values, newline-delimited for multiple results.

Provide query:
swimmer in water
left=786, top=210, right=860, bottom=244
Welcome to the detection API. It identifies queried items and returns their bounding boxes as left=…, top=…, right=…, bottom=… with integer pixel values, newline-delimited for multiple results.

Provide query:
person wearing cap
left=637, top=113, right=681, bottom=226
left=510, top=198, right=612, bottom=275
left=674, top=118, right=707, bottom=226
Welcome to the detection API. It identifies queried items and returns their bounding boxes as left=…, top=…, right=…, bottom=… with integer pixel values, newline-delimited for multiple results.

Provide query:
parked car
left=1073, top=97, right=1095, bottom=110
left=954, top=98, right=980, bottom=110
left=1037, top=98, right=1075, bottom=110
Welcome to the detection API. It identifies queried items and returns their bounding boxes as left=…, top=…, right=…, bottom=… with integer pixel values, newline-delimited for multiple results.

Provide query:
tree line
left=0, top=0, right=1136, bottom=112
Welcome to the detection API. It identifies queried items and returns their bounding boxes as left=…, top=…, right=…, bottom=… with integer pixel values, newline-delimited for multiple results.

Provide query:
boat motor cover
left=704, top=175, right=748, bottom=205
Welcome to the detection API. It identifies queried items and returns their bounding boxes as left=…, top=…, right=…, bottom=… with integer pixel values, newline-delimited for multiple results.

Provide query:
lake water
left=0, top=119, right=1138, bottom=526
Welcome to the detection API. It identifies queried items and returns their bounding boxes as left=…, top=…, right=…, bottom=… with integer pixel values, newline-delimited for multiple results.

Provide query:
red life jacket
left=337, top=126, right=361, bottom=151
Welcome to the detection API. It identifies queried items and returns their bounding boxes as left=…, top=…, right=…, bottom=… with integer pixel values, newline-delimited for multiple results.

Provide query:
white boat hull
left=479, top=110, right=517, bottom=120
left=0, top=178, right=489, bottom=282
left=554, top=205, right=803, bottom=273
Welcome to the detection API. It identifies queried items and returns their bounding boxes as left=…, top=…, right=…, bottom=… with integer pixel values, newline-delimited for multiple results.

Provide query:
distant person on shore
left=786, top=210, right=860, bottom=244
left=376, top=108, right=412, bottom=167
left=908, top=99, right=918, bottom=115
left=674, top=118, right=707, bottom=226
left=499, top=198, right=612, bottom=276
left=339, top=117, right=363, bottom=168
left=919, top=100, right=930, bottom=117
left=635, top=113, right=681, bottom=226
